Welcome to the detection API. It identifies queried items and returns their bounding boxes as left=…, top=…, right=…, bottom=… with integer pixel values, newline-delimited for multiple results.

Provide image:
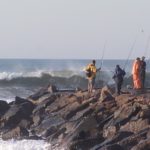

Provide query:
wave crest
left=0, top=70, right=115, bottom=89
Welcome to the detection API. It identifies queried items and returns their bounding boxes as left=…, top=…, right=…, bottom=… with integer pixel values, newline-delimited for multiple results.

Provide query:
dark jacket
left=113, top=66, right=126, bottom=82
left=140, top=60, right=146, bottom=74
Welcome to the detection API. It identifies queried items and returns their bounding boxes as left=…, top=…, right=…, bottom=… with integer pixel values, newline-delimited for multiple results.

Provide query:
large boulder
left=103, top=126, right=117, bottom=139
left=2, top=126, right=29, bottom=140
left=131, top=139, right=150, bottom=150
left=32, top=94, right=57, bottom=115
left=0, top=100, right=10, bottom=116
left=33, top=115, right=65, bottom=135
left=112, top=103, right=141, bottom=128
left=1, top=101, right=34, bottom=128
left=13, top=96, right=28, bottom=105
left=63, top=116, right=99, bottom=149
left=69, top=136, right=104, bottom=150
left=29, top=84, right=58, bottom=101
left=98, top=144, right=123, bottom=150
left=120, top=119, right=150, bottom=133
left=99, top=85, right=115, bottom=103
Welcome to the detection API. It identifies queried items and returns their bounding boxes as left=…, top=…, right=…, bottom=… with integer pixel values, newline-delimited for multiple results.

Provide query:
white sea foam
left=0, top=139, right=53, bottom=150
left=0, top=70, right=82, bottom=80
left=0, top=71, right=44, bottom=80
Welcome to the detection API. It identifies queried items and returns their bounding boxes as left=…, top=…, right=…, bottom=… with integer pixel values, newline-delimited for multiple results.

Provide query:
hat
left=92, top=60, right=96, bottom=64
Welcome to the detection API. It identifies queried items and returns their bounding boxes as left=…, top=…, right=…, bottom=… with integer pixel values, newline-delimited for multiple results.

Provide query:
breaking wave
left=0, top=70, right=113, bottom=89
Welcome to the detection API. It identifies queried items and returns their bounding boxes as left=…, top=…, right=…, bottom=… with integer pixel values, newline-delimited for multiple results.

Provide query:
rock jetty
left=0, top=84, right=150, bottom=150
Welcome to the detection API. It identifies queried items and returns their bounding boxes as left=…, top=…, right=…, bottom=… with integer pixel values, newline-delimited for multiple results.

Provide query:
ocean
left=0, top=59, right=137, bottom=102
left=0, top=59, right=149, bottom=150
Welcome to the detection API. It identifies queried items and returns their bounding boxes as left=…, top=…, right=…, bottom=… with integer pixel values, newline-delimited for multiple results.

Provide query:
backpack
left=86, top=68, right=92, bottom=78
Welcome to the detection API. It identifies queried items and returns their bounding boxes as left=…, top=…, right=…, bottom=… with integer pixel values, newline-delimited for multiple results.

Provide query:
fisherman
left=140, top=56, right=146, bottom=89
left=113, top=65, right=126, bottom=95
left=85, top=60, right=101, bottom=93
left=132, top=57, right=142, bottom=89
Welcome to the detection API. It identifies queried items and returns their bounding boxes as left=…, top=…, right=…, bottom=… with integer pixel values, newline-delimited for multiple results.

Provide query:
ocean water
left=0, top=59, right=149, bottom=150
left=0, top=59, right=135, bottom=101
left=0, top=59, right=149, bottom=102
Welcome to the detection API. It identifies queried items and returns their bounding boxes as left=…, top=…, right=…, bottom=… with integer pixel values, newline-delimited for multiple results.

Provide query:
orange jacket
left=132, top=60, right=140, bottom=75
left=132, top=59, right=141, bottom=89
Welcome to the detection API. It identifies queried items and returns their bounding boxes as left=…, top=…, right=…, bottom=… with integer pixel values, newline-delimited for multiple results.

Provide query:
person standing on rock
left=140, top=56, right=146, bottom=89
left=113, top=65, right=126, bottom=95
left=85, top=60, right=101, bottom=93
left=132, top=57, right=142, bottom=89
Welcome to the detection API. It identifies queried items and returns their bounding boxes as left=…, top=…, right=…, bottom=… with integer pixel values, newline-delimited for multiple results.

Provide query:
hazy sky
left=0, top=0, right=150, bottom=59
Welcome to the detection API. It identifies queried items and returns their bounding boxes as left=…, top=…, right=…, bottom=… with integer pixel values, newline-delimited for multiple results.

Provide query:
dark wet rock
left=2, top=127, right=29, bottom=140
left=118, top=128, right=150, bottom=149
left=120, top=119, right=150, bottom=133
left=115, top=94, right=133, bottom=107
left=91, top=131, right=133, bottom=150
left=25, top=135, right=43, bottom=140
left=73, top=116, right=98, bottom=133
left=1, top=101, right=34, bottom=129
left=32, top=94, right=57, bottom=114
left=32, top=115, right=42, bottom=127
left=0, top=100, right=10, bottom=116
left=69, top=136, right=104, bottom=150
left=18, top=119, right=32, bottom=129
left=61, top=116, right=100, bottom=149
left=42, top=126, right=58, bottom=138
left=64, top=101, right=91, bottom=120
left=13, top=96, right=28, bottom=105
left=147, top=130, right=150, bottom=138
left=103, top=126, right=117, bottom=139
left=50, top=127, right=66, bottom=142
left=33, top=115, right=65, bottom=135
left=29, top=84, right=58, bottom=101
left=139, top=108, right=150, bottom=119
left=1, top=85, right=150, bottom=149
left=131, top=138, right=150, bottom=150
left=98, top=144, right=123, bottom=150
left=110, top=103, right=141, bottom=128
left=47, top=84, right=58, bottom=93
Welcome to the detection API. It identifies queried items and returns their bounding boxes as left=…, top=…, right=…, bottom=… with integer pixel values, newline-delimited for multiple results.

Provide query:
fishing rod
left=144, top=35, right=150, bottom=56
left=96, top=41, right=107, bottom=87
left=100, top=40, right=107, bottom=69
left=123, top=29, right=144, bottom=70
left=123, top=35, right=138, bottom=70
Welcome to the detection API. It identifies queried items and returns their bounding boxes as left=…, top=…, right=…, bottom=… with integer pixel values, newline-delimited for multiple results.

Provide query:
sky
left=0, top=0, right=150, bottom=59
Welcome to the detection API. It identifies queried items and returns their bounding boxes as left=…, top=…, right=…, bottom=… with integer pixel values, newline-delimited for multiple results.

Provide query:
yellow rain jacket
left=86, top=63, right=97, bottom=80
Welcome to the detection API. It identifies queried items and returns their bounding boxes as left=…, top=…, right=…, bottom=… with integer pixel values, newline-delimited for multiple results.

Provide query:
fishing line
left=100, top=40, right=107, bottom=69
left=124, top=30, right=144, bottom=70
left=144, top=35, right=150, bottom=56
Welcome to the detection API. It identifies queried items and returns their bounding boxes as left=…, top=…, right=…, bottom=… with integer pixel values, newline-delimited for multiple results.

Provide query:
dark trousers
left=115, top=79, right=123, bottom=95
left=141, top=72, right=145, bottom=89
